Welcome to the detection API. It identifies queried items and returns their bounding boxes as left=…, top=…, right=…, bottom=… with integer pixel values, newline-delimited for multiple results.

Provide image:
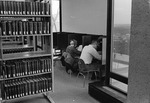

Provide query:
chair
left=77, top=59, right=100, bottom=87
left=62, top=52, right=74, bottom=77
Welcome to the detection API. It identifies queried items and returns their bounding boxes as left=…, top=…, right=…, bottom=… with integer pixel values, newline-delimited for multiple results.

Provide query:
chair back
left=62, top=52, right=68, bottom=58
left=78, top=59, right=86, bottom=71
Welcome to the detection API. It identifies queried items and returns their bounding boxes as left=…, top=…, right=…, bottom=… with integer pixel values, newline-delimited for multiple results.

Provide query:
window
left=52, top=0, right=60, bottom=32
left=109, top=0, right=132, bottom=92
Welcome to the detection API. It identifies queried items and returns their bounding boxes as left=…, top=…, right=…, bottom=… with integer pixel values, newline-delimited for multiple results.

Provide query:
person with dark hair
left=64, top=39, right=81, bottom=74
left=66, top=39, right=80, bottom=58
left=80, top=40, right=102, bottom=71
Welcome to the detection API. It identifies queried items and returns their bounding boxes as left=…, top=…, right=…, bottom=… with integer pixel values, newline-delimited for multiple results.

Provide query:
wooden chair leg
left=83, top=74, right=86, bottom=87
left=76, top=72, right=86, bottom=87
left=76, top=72, right=80, bottom=79
left=94, top=71, right=97, bottom=80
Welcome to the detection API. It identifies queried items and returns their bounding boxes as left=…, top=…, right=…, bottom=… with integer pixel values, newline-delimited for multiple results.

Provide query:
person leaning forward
left=65, top=39, right=81, bottom=73
left=80, top=40, right=102, bottom=71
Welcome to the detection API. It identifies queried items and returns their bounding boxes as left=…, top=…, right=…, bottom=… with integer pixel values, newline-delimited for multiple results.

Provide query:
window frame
left=105, top=0, right=128, bottom=95
left=51, top=0, right=61, bottom=33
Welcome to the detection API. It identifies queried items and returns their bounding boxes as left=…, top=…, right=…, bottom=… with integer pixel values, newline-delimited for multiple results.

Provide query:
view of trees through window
left=113, top=24, right=130, bottom=55
left=110, top=0, right=132, bottom=92
left=52, top=0, right=60, bottom=32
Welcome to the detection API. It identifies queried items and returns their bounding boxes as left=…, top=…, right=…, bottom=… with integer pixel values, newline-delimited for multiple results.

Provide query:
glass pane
left=52, top=0, right=60, bottom=32
left=112, top=0, right=131, bottom=78
left=110, top=78, right=128, bottom=92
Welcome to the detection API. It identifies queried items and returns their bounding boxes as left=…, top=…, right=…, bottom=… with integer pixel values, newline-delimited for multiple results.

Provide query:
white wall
left=62, top=0, right=107, bottom=35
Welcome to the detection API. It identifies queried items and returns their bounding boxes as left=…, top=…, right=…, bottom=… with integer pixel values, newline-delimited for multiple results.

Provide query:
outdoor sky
left=114, top=0, right=132, bottom=25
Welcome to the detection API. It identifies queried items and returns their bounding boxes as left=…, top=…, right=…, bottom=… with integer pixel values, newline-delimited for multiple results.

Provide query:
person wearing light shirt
left=80, top=40, right=102, bottom=71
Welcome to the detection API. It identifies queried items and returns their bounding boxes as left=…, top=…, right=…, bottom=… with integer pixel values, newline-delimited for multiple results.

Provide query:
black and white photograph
left=0, top=0, right=148, bottom=103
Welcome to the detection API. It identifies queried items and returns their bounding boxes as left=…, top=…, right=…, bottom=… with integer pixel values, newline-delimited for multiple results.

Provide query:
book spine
left=38, top=60, right=41, bottom=73
left=10, top=1, right=14, bottom=15
left=23, top=21, right=26, bottom=35
left=11, top=80, right=15, bottom=98
left=38, top=2, right=41, bottom=15
left=15, top=21, right=18, bottom=35
left=3, top=1, right=8, bottom=15
left=26, top=2, right=30, bottom=15
left=0, top=1, right=4, bottom=14
left=2, top=21, right=7, bottom=36
left=33, top=22, right=37, bottom=34
left=29, top=22, right=33, bottom=34
left=6, top=83, right=10, bottom=99
left=32, top=2, right=36, bottom=15
left=46, top=22, right=50, bottom=34
left=13, top=1, right=17, bottom=15
left=12, top=21, right=16, bottom=35
left=23, top=2, right=26, bottom=15
left=48, top=58, right=51, bottom=72
left=30, top=60, right=33, bottom=74
left=18, top=62, right=21, bottom=76
left=35, top=2, right=39, bottom=15
left=0, top=65, right=3, bottom=79
left=19, top=62, right=22, bottom=76
left=16, top=2, right=20, bottom=15
left=8, top=22, right=12, bottom=35
left=26, top=21, right=29, bottom=35
left=18, top=2, right=21, bottom=15
left=46, top=3, right=50, bottom=15
left=19, top=21, right=23, bottom=35
left=7, top=1, right=11, bottom=15
left=41, top=2, right=44, bottom=15
left=12, top=65, right=16, bottom=77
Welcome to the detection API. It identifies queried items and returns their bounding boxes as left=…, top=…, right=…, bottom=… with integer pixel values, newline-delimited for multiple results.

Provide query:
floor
left=49, top=60, right=100, bottom=103
left=6, top=54, right=129, bottom=103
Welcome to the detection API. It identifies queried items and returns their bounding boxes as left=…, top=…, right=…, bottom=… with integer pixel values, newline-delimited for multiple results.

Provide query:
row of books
left=1, top=21, right=51, bottom=36
left=0, top=58, right=52, bottom=78
left=3, top=47, right=34, bottom=54
left=3, top=76, right=52, bottom=100
left=0, top=1, right=50, bottom=15
left=2, top=36, right=23, bottom=42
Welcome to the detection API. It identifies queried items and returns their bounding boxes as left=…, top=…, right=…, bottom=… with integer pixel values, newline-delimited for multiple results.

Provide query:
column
left=127, top=0, right=150, bottom=103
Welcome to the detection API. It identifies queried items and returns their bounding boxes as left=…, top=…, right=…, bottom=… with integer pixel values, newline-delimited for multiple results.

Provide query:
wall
left=127, top=0, right=150, bottom=103
left=62, top=0, right=107, bottom=35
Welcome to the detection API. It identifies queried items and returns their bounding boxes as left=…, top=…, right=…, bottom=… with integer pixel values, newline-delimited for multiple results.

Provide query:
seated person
left=76, top=44, right=83, bottom=52
left=80, top=40, right=102, bottom=72
left=64, top=39, right=81, bottom=73
left=60, top=52, right=66, bottom=66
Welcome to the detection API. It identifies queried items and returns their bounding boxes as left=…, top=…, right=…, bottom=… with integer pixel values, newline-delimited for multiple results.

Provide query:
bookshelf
left=0, top=0, right=54, bottom=102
